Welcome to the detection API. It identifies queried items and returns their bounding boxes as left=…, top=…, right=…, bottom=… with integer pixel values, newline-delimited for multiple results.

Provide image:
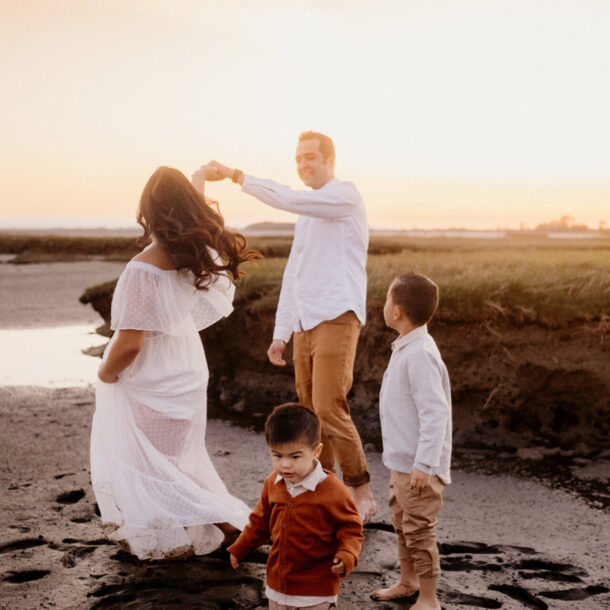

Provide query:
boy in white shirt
left=372, top=274, right=452, bottom=610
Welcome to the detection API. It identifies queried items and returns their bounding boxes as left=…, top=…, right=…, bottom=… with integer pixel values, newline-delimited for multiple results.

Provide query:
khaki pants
left=388, top=470, right=445, bottom=578
left=268, top=602, right=334, bottom=610
left=293, top=311, right=369, bottom=487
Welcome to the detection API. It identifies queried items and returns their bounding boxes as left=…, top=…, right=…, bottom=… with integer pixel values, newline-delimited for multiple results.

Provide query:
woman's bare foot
left=371, top=582, right=418, bottom=601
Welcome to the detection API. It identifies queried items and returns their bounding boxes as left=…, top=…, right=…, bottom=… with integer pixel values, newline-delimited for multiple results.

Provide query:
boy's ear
left=313, top=443, right=323, bottom=459
left=393, top=304, right=403, bottom=321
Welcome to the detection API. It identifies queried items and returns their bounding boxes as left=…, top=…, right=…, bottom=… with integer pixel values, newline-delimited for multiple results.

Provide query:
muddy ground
left=1, top=385, right=609, bottom=610
left=1, top=260, right=609, bottom=609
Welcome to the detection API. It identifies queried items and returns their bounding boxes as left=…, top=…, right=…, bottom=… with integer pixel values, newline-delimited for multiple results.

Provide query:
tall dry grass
left=239, top=237, right=610, bottom=324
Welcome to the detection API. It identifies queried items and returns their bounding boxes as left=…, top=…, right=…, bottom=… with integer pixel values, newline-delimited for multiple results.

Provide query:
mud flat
left=1, top=385, right=610, bottom=609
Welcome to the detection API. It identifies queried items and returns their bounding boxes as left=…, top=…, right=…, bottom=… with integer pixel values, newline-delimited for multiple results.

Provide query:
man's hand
left=409, top=467, right=431, bottom=490
left=331, top=557, right=345, bottom=575
left=209, top=160, right=235, bottom=180
left=229, top=553, right=239, bottom=569
left=267, top=340, right=287, bottom=366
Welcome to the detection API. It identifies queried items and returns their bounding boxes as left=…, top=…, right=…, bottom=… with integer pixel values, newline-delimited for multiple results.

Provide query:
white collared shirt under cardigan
left=268, top=460, right=337, bottom=607
left=380, top=325, right=452, bottom=484
left=241, top=175, right=368, bottom=343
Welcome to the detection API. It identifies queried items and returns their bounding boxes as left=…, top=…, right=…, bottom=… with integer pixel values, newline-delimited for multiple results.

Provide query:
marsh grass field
left=5, top=231, right=606, bottom=326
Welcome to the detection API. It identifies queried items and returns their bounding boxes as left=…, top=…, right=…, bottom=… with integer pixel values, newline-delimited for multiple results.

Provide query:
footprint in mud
left=55, top=488, right=86, bottom=504
left=0, top=537, right=47, bottom=554
left=88, top=557, right=264, bottom=610
left=362, top=529, right=609, bottom=609
left=7, top=525, right=31, bottom=533
left=441, top=588, right=502, bottom=608
left=489, top=584, right=550, bottom=609
left=539, top=584, right=610, bottom=601
left=70, top=514, right=93, bottom=523
left=61, top=546, right=97, bottom=568
left=3, top=569, right=50, bottom=583
left=442, top=557, right=503, bottom=572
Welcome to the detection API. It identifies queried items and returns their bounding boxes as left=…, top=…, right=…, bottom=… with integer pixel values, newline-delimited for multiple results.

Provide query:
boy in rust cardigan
left=228, top=403, right=363, bottom=610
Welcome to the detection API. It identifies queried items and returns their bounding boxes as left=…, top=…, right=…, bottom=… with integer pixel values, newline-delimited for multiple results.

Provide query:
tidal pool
left=0, top=325, right=105, bottom=387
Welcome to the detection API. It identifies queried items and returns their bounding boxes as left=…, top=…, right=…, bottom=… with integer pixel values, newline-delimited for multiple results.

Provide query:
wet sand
left=1, top=260, right=609, bottom=609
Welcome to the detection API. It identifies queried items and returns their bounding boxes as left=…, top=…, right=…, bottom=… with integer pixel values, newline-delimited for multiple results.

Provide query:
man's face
left=295, top=138, right=334, bottom=189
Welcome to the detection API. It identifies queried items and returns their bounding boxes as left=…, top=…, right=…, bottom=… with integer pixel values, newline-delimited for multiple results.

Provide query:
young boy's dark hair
left=265, top=403, right=321, bottom=448
left=391, top=273, right=439, bottom=325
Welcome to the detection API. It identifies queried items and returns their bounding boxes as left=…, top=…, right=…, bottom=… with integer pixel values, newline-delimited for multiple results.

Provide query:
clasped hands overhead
left=191, top=161, right=235, bottom=191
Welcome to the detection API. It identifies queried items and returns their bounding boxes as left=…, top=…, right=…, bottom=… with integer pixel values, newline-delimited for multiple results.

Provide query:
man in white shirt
left=196, top=131, right=376, bottom=521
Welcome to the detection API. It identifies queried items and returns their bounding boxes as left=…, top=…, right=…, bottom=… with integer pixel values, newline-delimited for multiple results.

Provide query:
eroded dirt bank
left=202, top=299, right=609, bottom=457
left=80, top=280, right=610, bottom=457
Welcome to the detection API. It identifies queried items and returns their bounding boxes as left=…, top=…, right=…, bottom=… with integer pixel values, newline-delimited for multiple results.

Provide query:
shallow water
left=0, top=325, right=104, bottom=387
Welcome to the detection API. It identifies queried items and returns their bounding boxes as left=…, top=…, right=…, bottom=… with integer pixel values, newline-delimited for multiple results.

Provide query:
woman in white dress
left=91, top=166, right=259, bottom=560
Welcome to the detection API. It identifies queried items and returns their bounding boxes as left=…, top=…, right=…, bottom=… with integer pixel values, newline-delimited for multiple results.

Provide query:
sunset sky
left=1, top=0, right=609, bottom=230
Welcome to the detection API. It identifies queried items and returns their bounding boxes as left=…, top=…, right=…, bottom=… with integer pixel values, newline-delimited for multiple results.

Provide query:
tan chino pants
left=389, top=469, right=445, bottom=578
left=293, top=311, right=369, bottom=487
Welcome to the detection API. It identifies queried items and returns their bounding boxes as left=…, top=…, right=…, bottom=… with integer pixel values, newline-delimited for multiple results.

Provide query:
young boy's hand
left=410, top=467, right=431, bottom=490
left=331, top=557, right=345, bottom=575
left=229, top=553, right=239, bottom=569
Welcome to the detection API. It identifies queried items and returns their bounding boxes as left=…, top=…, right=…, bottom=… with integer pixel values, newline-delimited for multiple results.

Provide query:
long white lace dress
left=91, top=260, right=250, bottom=560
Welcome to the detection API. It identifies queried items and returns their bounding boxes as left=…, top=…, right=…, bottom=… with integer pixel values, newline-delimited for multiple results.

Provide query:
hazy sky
left=1, top=0, right=609, bottom=229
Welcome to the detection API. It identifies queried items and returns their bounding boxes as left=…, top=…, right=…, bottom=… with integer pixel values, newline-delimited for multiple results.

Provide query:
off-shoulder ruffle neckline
left=127, top=260, right=178, bottom=275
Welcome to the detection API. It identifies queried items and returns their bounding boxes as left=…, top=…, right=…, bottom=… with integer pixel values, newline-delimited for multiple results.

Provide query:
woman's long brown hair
left=136, top=166, right=260, bottom=289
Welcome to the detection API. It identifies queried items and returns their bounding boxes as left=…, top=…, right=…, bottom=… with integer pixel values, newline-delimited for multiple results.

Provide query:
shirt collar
left=274, top=459, right=325, bottom=491
left=391, top=324, right=428, bottom=352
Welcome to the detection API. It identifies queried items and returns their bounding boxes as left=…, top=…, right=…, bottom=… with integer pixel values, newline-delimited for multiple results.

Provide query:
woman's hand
left=97, top=330, right=144, bottom=384
left=98, top=363, right=118, bottom=384
left=191, top=164, right=223, bottom=192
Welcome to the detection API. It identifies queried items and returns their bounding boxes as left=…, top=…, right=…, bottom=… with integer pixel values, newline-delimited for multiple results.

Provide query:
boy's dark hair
left=391, top=273, right=439, bottom=325
left=298, top=131, right=335, bottom=160
left=265, top=403, right=321, bottom=448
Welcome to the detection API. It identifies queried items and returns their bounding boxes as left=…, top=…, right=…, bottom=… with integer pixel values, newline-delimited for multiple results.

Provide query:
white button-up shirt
left=242, top=175, right=368, bottom=343
left=379, top=325, right=452, bottom=484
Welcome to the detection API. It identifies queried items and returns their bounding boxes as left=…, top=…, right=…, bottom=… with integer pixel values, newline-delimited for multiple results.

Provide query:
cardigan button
left=288, top=501, right=293, bottom=507
left=281, top=522, right=286, bottom=528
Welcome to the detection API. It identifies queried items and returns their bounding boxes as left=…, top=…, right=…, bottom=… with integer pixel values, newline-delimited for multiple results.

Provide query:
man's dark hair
left=391, top=273, right=439, bottom=326
left=298, top=131, right=335, bottom=160
left=265, top=403, right=321, bottom=448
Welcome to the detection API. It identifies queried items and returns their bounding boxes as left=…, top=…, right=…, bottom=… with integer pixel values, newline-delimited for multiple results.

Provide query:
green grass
left=237, top=237, right=610, bottom=324
left=2, top=232, right=608, bottom=323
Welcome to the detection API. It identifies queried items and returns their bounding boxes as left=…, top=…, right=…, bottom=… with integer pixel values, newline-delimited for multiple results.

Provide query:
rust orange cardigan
left=228, top=470, right=363, bottom=596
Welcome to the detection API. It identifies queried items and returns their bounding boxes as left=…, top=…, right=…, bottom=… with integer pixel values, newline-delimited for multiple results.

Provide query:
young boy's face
left=383, top=279, right=400, bottom=330
left=269, top=439, right=323, bottom=484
